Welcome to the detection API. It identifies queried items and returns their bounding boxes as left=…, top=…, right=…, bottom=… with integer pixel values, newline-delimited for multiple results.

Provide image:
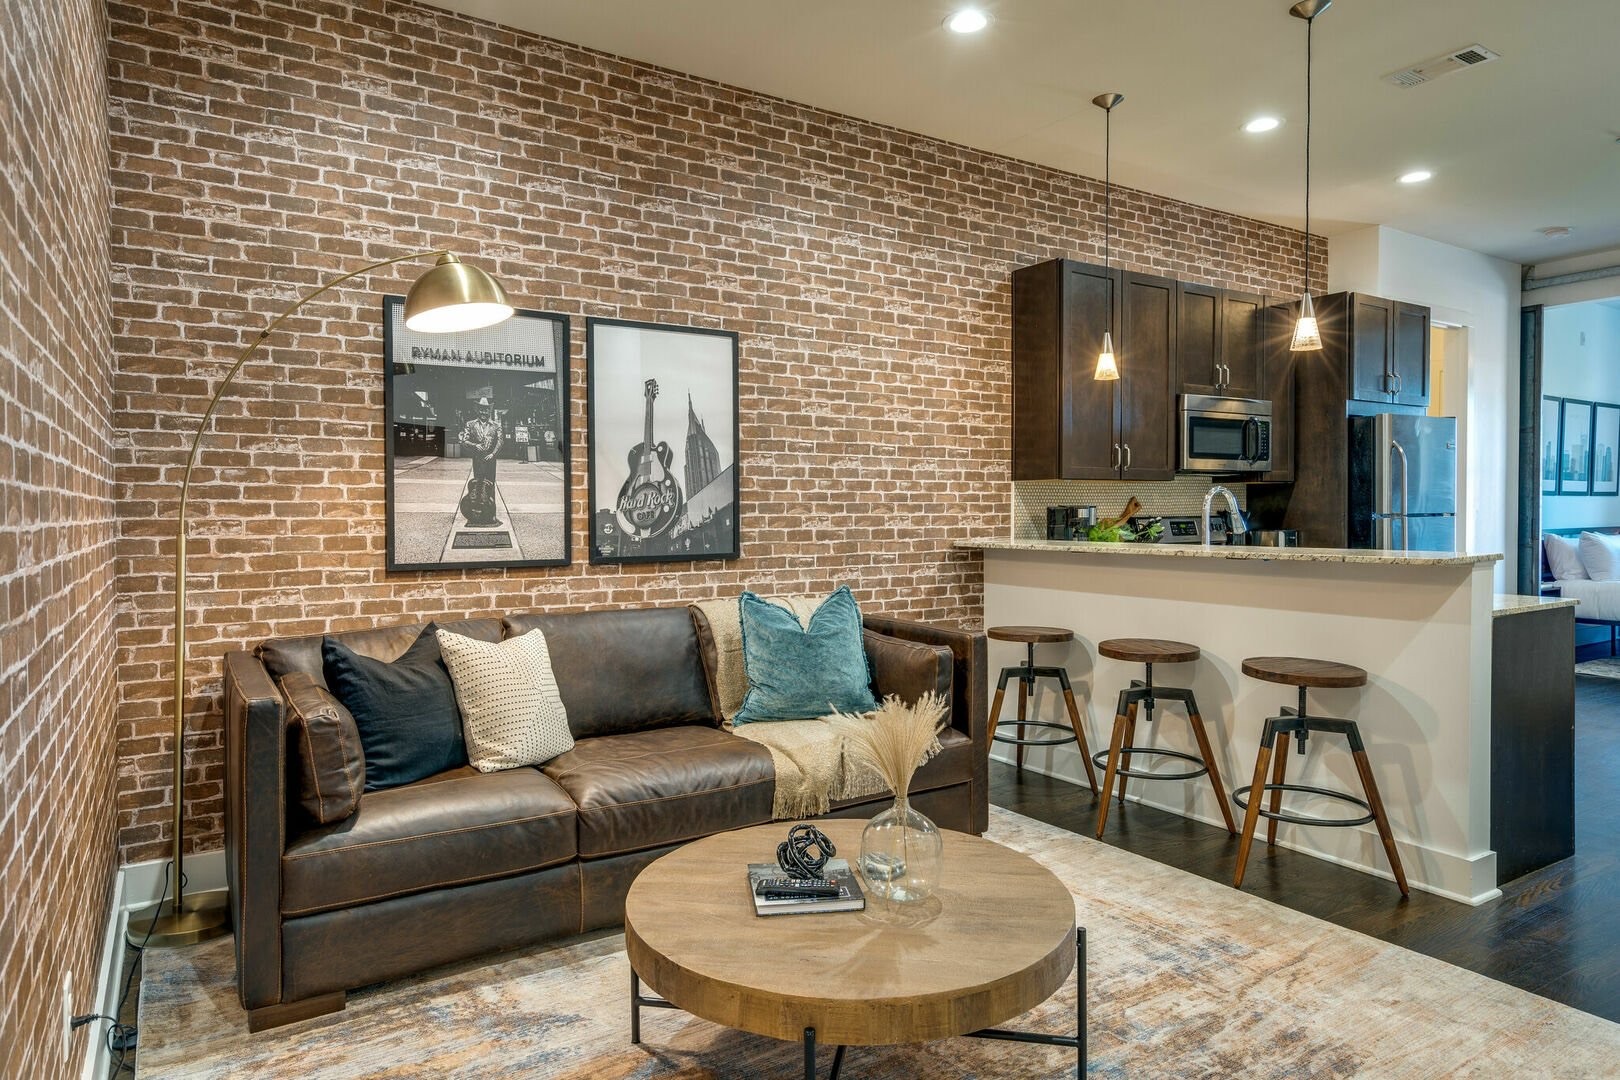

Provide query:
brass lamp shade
left=404, top=253, right=513, bottom=333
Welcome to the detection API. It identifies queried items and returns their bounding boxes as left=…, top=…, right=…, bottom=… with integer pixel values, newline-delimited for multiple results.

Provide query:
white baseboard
left=81, top=851, right=229, bottom=1080
left=990, top=746, right=1502, bottom=906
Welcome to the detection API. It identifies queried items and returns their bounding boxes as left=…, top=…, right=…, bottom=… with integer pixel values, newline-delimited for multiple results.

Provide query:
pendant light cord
left=1303, top=14, right=1313, bottom=297
left=1104, top=104, right=1112, bottom=332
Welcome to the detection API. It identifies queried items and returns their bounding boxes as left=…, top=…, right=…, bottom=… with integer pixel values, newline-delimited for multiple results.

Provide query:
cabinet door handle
left=1123, top=443, right=1132, bottom=470
left=1393, top=371, right=1403, bottom=395
left=1112, top=443, right=1121, bottom=469
left=1220, top=363, right=1230, bottom=387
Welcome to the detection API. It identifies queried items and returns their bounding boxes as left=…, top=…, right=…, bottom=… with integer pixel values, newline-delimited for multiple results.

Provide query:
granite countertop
left=1492, top=594, right=1580, bottom=618
left=954, top=537, right=1504, bottom=567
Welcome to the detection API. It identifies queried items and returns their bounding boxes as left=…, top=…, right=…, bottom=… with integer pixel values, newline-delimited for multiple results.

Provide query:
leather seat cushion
left=543, top=726, right=775, bottom=858
left=281, top=766, right=577, bottom=916
left=830, top=725, right=974, bottom=809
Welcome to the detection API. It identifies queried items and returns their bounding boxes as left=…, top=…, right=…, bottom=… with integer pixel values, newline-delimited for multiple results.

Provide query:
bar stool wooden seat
left=986, top=626, right=1097, bottom=792
left=1232, top=656, right=1409, bottom=897
left=1093, top=638, right=1235, bottom=838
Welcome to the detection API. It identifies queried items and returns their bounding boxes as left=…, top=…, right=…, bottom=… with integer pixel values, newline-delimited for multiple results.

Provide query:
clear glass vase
left=859, top=795, right=943, bottom=903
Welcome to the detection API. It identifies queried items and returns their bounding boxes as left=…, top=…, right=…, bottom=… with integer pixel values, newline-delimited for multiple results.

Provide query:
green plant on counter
left=1086, top=522, right=1135, bottom=543
left=1133, top=517, right=1165, bottom=543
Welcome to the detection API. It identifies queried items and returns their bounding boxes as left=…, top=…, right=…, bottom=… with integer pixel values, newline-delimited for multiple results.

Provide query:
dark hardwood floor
left=991, top=674, right=1620, bottom=1023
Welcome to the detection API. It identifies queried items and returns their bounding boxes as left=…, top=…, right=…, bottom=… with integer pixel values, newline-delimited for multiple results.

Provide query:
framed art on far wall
left=1558, top=397, right=1594, bottom=496
left=383, top=296, right=571, bottom=570
left=1541, top=396, right=1561, bottom=497
left=1593, top=402, right=1620, bottom=496
left=586, top=318, right=739, bottom=564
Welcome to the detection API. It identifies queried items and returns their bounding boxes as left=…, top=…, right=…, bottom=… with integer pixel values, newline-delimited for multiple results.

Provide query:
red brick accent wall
left=105, top=0, right=1328, bottom=862
left=0, top=2, right=119, bottom=1076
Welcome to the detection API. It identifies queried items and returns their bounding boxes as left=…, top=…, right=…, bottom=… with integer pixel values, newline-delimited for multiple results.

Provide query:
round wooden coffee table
left=624, top=819, right=1083, bottom=1078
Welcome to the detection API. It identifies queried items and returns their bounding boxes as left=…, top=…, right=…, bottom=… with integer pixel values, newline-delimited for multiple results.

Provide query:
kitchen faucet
left=1202, top=485, right=1248, bottom=547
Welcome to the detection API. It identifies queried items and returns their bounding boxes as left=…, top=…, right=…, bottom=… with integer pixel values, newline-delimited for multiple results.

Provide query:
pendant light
left=1093, top=92, right=1124, bottom=380
left=1288, top=0, right=1330, bottom=351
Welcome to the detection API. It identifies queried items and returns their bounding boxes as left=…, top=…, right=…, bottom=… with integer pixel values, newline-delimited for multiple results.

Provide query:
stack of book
left=747, top=858, right=866, bottom=916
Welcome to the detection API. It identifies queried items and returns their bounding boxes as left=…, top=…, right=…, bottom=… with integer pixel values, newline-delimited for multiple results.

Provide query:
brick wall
left=0, top=2, right=119, bottom=1076
left=105, top=0, right=1328, bottom=862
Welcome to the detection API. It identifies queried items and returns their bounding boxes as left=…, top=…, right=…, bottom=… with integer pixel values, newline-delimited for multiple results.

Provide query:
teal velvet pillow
left=733, top=586, right=879, bottom=724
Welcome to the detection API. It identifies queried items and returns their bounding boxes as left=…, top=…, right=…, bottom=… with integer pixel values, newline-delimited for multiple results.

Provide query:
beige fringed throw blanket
left=692, top=596, right=945, bottom=819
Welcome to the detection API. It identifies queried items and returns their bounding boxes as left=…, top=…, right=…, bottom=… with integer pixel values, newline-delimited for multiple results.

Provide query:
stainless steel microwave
left=1179, top=394, right=1272, bottom=473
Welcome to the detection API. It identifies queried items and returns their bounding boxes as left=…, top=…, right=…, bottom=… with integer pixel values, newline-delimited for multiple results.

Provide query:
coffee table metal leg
left=963, top=926, right=1088, bottom=1076
left=802, top=1028, right=846, bottom=1080
left=629, top=969, right=678, bottom=1046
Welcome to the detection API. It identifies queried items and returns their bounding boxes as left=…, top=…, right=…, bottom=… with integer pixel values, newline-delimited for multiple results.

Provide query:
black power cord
left=75, top=862, right=173, bottom=1076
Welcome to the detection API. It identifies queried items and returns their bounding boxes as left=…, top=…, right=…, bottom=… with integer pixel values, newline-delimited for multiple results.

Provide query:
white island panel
left=970, top=543, right=1500, bottom=904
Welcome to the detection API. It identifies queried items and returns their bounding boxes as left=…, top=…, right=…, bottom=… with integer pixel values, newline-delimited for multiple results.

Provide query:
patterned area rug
left=137, top=808, right=1620, bottom=1078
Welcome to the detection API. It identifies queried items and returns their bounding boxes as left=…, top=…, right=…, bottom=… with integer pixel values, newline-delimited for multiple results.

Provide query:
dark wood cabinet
left=1392, top=301, right=1432, bottom=407
left=1346, top=292, right=1431, bottom=407
left=1219, top=290, right=1266, bottom=399
left=1119, top=272, right=1177, bottom=480
left=1175, top=283, right=1265, bottom=400
left=1255, top=302, right=1297, bottom=483
left=1011, top=259, right=1176, bottom=481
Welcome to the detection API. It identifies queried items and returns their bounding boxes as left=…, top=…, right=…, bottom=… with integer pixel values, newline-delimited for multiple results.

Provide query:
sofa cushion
left=829, top=725, right=975, bottom=809
left=323, top=624, right=467, bottom=791
left=542, top=726, right=774, bottom=858
left=279, top=672, right=365, bottom=825
left=258, top=617, right=504, bottom=687
left=504, top=607, right=716, bottom=738
left=437, top=628, right=574, bottom=772
left=280, top=767, right=577, bottom=917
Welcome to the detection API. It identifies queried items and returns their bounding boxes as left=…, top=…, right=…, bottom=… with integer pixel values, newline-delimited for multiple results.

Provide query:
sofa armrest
left=863, top=630, right=951, bottom=712
left=224, top=649, right=287, bottom=1010
left=862, top=615, right=988, bottom=833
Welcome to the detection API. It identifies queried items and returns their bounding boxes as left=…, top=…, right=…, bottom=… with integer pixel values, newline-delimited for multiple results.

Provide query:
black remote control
left=755, top=878, right=840, bottom=900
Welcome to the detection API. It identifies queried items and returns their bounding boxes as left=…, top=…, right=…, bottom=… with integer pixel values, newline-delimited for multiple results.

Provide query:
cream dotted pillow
left=436, top=628, right=574, bottom=772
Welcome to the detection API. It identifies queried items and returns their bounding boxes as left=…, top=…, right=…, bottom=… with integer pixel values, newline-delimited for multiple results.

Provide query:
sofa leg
left=248, top=991, right=346, bottom=1032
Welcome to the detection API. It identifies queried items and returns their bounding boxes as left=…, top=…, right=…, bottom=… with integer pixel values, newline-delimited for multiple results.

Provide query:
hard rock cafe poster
left=382, top=296, right=571, bottom=570
left=586, top=318, right=739, bottom=564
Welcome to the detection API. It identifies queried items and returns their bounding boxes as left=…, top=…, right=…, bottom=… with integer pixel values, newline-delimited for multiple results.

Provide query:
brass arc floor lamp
left=127, top=251, right=513, bottom=947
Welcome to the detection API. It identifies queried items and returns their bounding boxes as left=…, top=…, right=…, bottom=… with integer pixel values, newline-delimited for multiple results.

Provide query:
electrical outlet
left=61, top=970, right=73, bottom=1059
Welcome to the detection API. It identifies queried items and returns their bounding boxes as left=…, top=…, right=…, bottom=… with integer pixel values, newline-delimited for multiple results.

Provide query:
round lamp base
left=126, top=889, right=230, bottom=948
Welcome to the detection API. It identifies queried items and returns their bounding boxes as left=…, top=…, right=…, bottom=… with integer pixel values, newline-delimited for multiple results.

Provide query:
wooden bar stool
left=1093, top=639, right=1236, bottom=838
left=986, top=626, right=1098, bottom=793
left=1232, top=656, right=1409, bottom=897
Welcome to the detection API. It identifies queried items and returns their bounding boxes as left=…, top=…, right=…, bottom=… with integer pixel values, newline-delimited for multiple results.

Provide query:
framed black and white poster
left=383, top=296, right=571, bottom=570
left=586, top=318, right=739, bottom=564
left=1541, top=396, right=1562, bottom=497
left=1593, top=402, right=1620, bottom=496
left=1558, top=397, right=1594, bottom=496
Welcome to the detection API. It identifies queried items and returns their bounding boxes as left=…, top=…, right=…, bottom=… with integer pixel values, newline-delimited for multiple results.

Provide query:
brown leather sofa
left=223, top=604, right=986, bottom=1031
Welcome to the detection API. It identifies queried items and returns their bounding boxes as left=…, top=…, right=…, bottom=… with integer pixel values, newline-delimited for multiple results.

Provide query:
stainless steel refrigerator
left=1348, top=413, right=1458, bottom=552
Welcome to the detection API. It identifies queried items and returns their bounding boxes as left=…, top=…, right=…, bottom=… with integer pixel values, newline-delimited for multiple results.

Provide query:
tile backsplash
left=1011, top=478, right=1248, bottom=539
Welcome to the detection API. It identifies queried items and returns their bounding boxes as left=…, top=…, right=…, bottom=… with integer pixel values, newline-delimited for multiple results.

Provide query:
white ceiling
left=424, top=0, right=1620, bottom=265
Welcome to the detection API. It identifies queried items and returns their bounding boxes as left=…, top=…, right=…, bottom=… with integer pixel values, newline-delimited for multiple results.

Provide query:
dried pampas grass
left=831, top=692, right=949, bottom=798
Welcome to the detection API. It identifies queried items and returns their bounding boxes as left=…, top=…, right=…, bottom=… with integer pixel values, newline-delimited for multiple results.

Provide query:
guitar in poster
left=588, top=319, right=739, bottom=564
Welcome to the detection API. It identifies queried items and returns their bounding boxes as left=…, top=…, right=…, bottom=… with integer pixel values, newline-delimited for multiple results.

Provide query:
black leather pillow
left=280, top=671, right=365, bottom=824
left=322, top=623, right=467, bottom=791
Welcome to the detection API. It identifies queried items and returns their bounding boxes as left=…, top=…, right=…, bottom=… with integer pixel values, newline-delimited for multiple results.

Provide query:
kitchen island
left=958, top=538, right=1573, bottom=904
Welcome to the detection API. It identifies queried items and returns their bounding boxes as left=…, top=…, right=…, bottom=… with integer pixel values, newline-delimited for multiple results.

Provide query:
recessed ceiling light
left=1243, top=116, right=1282, bottom=134
left=1398, top=169, right=1433, bottom=184
left=1539, top=225, right=1573, bottom=239
left=945, top=8, right=989, bottom=33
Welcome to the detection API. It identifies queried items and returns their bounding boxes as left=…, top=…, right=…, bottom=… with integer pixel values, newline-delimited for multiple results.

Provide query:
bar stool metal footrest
left=1232, top=782, right=1376, bottom=828
left=1090, top=746, right=1208, bottom=782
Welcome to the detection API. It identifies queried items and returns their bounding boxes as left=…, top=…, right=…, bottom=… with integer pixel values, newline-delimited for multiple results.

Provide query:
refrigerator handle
left=1391, top=438, right=1411, bottom=552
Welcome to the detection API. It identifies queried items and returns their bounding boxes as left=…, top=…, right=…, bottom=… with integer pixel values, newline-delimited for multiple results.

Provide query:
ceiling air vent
left=1382, top=44, right=1500, bottom=88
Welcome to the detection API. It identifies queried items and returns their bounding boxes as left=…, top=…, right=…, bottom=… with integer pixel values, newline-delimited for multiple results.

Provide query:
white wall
left=1541, top=301, right=1620, bottom=530
left=1328, top=226, right=1522, bottom=589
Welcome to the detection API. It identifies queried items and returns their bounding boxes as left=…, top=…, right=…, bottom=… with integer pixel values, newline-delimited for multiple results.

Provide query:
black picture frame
left=1541, top=395, right=1561, bottom=497
left=1593, top=402, right=1620, bottom=496
left=586, top=317, right=740, bottom=565
left=1558, top=397, right=1594, bottom=496
left=383, top=296, right=572, bottom=570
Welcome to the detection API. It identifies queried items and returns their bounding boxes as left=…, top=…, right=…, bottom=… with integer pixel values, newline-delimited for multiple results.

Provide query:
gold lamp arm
left=165, top=248, right=447, bottom=920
